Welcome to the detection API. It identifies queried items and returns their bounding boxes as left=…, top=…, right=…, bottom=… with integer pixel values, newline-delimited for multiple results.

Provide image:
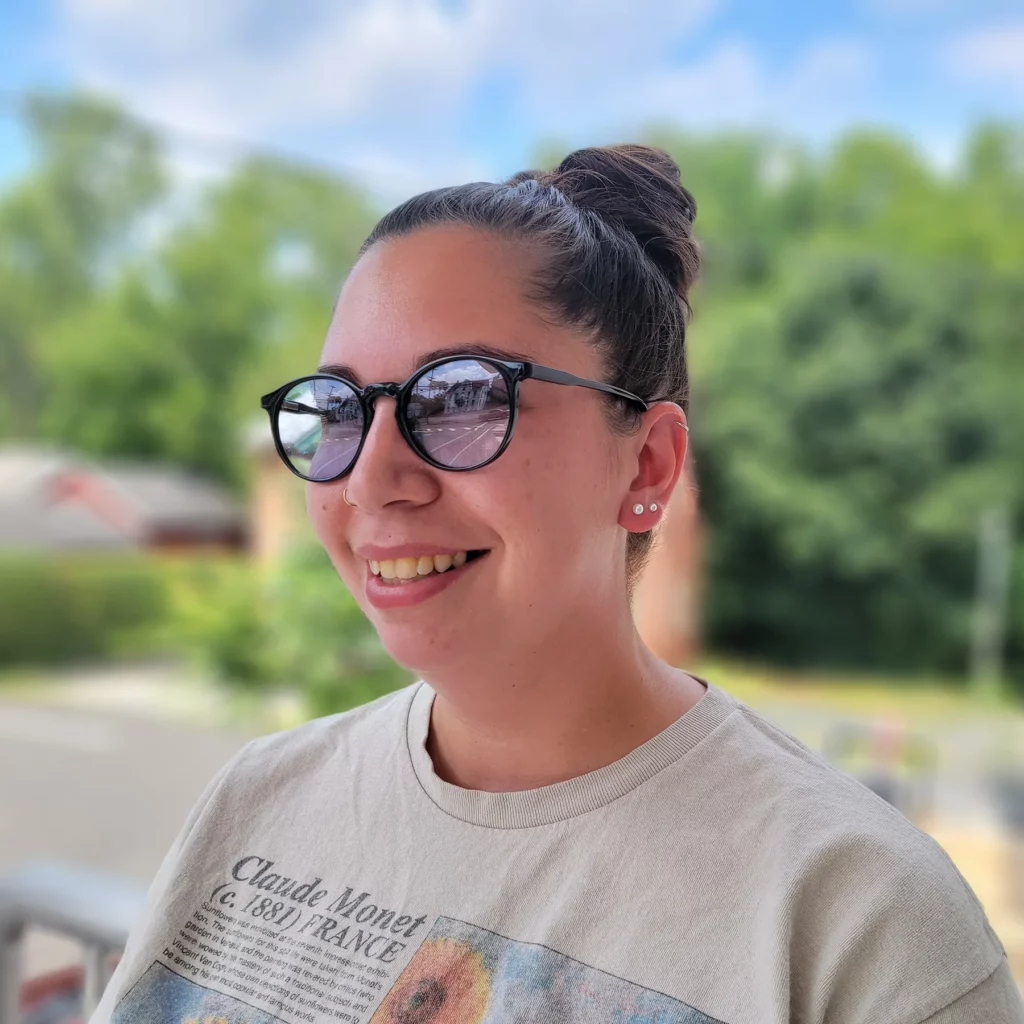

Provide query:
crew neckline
left=404, top=677, right=736, bottom=829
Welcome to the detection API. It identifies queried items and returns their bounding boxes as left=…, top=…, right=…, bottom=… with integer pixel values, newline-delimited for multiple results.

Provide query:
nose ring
left=343, top=489, right=357, bottom=508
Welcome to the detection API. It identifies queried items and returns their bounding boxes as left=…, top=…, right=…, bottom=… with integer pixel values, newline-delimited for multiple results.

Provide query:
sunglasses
left=260, top=354, right=649, bottom=482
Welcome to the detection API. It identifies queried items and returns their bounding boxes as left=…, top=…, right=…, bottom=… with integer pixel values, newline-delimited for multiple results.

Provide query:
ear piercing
left=633, top=502, right=659, bottom=515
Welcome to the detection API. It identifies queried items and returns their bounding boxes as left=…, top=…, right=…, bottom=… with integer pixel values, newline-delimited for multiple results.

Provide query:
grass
left=696, top=656, right=1023, bottom=723
left=0, top=667, right=53, bottom=696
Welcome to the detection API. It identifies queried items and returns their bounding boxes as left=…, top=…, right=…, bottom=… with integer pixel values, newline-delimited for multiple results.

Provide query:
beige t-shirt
left=92, top=680, right=1022, bottom=1024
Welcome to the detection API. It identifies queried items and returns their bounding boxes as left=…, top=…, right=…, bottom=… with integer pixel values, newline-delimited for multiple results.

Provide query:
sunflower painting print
left=370, top=934, right=491, bottom=1024
left=370, top=918, right=719, bottom=1024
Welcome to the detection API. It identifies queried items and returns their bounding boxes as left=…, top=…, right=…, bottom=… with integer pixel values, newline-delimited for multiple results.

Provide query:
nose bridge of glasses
left=357, top=382, right=407, bottom=455
left=350, top=381, right=421, bottom=481
left=362, top=381, right=402, bottom=407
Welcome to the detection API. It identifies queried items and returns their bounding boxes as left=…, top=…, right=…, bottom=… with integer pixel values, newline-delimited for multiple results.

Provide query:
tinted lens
left=276, top=377, right=364, bottom=481
left=406, top=359, right=511, bottom=468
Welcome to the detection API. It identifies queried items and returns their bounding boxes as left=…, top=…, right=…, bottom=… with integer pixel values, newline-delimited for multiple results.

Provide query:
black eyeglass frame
left=260, top=354, right=650, bottom=483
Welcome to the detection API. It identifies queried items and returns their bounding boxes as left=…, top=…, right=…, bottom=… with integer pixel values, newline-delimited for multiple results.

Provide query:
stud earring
left=633, top=503, right=644, bottom=515
left=649, top=503, right=658, bottom=513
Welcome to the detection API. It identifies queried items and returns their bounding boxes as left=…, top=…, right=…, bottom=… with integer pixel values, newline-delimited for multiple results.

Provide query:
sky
left=0, top=0, right=1022, bottom=201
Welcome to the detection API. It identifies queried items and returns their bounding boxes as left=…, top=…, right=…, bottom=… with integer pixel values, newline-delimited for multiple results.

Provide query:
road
left=0, top=685, right=262, bottom=981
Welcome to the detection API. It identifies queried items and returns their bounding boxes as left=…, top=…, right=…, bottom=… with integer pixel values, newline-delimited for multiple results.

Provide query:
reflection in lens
left=277, top=377, right=363, bottom=481
left=406, top=359, right=511, bottom=468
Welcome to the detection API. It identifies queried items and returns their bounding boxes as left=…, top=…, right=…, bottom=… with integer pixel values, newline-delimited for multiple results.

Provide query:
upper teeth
left=371, top=551, right=469, bottom=579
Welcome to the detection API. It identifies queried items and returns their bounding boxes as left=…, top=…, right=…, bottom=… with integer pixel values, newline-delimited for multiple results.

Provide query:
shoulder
left=696, top=688, right=1008, bottom=1023
left=919, top=960, right=1024, bottom=1022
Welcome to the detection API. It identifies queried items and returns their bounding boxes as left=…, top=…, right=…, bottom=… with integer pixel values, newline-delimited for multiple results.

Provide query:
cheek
left=306, top=486, right=354, bottom=562
left=306, top=484, right=330, bottom=537
left=530, top=407, right=614, bottom=496
left=487, top=417, right=614, bottom=563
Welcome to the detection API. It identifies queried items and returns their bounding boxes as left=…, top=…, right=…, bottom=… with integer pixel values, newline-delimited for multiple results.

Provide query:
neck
left=422, top=609, right=706, bottom=793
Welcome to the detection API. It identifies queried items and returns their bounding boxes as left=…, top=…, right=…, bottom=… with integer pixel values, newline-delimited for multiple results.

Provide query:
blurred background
left=1, top=0, right=1023, bottom=1013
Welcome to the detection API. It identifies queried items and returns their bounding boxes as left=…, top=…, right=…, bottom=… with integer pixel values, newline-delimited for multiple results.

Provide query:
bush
left=163, top=545, right=410, bottom=716
left=267, top=543, right=411, bottom=716
left=156, top=557, right=273, bottom=688
left=0, top=547, right=411, bottom=717
left=0, top=554, right=170, bottom=667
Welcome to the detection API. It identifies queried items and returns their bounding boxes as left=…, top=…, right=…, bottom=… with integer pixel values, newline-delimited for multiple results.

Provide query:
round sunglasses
left=260, top=354, right=650, bottom=482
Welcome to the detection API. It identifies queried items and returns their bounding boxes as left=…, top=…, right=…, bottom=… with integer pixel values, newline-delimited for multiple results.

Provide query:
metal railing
left=0, top=861, right=145, bottom=1024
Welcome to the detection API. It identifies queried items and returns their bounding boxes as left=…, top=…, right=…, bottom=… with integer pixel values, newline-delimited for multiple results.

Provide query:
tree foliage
left=655, top=126, right=1024, bottom=683
left=1, top=95, right=376, bottom=480
left=0, top=94, right=165, bottom=436
left=1, top=93, right=1021, bottom=688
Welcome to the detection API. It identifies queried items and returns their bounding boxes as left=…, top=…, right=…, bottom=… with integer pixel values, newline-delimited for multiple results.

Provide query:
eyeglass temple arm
left=261, top=393, right=331, bottom=417
left=261, top=367, right=652, bottom=414
left=522, top=363, right=649, bottom=411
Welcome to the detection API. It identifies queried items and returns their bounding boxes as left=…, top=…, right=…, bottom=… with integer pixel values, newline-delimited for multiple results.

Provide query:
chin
left=372, top=618, right=478, bottom=679
left=379, top=644, right=444, bottom=681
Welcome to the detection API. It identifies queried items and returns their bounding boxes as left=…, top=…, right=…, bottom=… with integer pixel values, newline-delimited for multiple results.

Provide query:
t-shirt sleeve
left=775, top=799, right=1010, bottom=1023
left=916, top=959, right=1024, bottom=1023
left=87, top=742, right=252, bottom=1024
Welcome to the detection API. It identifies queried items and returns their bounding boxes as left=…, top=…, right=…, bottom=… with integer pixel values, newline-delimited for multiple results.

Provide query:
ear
left=617, top=402, right=689, bottom=532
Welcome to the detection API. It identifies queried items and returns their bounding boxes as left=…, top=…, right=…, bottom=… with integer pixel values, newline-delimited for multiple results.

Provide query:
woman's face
left=309, top=224, right=643, bottom=676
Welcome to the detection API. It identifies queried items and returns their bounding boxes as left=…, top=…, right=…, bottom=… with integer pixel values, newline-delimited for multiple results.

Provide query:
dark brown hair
left=361, top=144, right=700, bottom=580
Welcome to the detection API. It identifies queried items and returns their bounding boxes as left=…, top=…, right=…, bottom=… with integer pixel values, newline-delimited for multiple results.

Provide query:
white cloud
left=632, top=42, right=762, bottom=126
left=327, top=145, right=495, bottom=204
left=55, top=0, right=876, bottom=198
left=61, top=0, right=474, bottom=137
left=946, top=24, right=1024, bottom=90
left=59, top=0, right=716, bottom=137
left=633, top=38, right=874, bottom=134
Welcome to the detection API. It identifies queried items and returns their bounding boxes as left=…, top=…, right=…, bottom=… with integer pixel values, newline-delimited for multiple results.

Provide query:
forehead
left=320, top=224, right=599, bottom=383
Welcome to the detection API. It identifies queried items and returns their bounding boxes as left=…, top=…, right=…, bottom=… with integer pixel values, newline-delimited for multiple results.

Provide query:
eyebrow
left=317, top=343, right=534, bottom=386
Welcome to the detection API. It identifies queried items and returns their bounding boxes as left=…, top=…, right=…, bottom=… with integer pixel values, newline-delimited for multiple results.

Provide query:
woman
left=93, top=146, right=1021, bottom=1024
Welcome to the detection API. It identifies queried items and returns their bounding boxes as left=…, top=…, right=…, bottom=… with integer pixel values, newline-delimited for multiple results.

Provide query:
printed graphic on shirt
left=118, top=852, right=432, bottom=1021
left=110, top=852, right=720, bottom=1023
left=111, top=960, right=284, bottom=1023
left=370, top=916, right=719, bottom=1023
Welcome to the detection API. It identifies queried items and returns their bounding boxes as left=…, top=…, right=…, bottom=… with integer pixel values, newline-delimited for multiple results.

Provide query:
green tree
left=695, top=256, right=1024, bottom=682
left=37, top=156, right=376, bottom=481
left=0, top=93, right=165, bottom=436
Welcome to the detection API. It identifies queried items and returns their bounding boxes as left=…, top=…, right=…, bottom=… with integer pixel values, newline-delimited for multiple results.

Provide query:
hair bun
left=545, top=145, right=699, bottom=303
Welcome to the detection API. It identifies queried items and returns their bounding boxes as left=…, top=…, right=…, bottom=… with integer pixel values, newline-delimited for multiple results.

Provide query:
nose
left=343, top=397, right=440, bottom=510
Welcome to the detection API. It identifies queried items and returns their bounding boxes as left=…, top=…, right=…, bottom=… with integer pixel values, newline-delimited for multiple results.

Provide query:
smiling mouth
left=368, top=550, right=488, bottom=584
